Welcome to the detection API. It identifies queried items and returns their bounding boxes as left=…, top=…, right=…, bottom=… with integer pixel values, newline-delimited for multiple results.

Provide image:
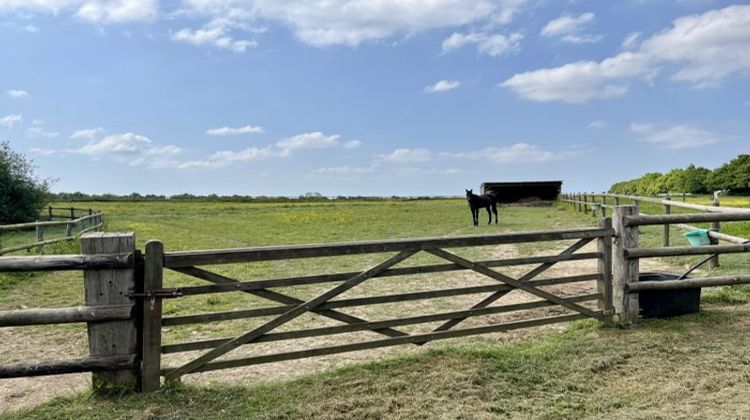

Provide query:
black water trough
left=638, top=272, right=701, bottom=318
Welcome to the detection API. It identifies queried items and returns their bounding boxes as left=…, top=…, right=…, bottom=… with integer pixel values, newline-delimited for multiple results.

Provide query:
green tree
left=707, top=154, right=750, bottom=193
left=0, top=141, right=51, bottom=224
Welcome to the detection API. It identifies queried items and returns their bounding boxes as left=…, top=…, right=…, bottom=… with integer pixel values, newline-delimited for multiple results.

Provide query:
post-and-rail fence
left=3, top=202, right=750, bottom=393
left=0, top=210, right=104, bottom=255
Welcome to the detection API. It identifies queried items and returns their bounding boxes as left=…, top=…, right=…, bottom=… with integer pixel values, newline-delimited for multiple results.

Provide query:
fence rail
left=0, top=211, right=104, bottom=255
left=561, top=192, right=750, bottom=267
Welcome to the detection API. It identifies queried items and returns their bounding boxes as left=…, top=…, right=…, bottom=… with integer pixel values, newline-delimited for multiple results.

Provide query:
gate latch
left=128, top=288, right=183, bottom=299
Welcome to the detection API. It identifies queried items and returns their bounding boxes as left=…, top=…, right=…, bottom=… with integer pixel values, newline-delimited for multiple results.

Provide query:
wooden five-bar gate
left=3, top=205, right=749, bottom=393
left=0, top=224, right=613, bottom=392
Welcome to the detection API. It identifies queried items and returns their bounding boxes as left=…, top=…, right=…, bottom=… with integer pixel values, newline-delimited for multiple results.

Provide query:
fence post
left=48, top=206, right=53, bottom=220
left=65, top=221, right=73, bottom=238
left=141, top=240, right=164, bottom=392
left=710, top=198, right=720, bottom=268
left=81, top=232, right=139, bottom=392
left=662, top=202, right=671, bottom=247
left=583, top=194, right=589, bottom=214
left=35, top=222, right=43, bottom=243
left=614, top=196, right=620, bottom=206
left=612, top=206, right=640, bottom=323
left=597, top=217, right=614, bottom=317
left=70, top=207, right=75, bottom=220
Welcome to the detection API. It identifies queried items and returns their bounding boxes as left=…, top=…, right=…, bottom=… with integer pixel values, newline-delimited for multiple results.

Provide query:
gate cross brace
left=170, top=267, right=412, bottom=340
left=418, top=237, right=595, bottom=340
left=425, top=247, right=601, bottom=320
left=164, top=249, right=418, bottom=380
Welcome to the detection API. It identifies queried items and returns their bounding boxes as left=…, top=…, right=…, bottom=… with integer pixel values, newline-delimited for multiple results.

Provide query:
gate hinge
left=128, top=288, right=183, bottom=299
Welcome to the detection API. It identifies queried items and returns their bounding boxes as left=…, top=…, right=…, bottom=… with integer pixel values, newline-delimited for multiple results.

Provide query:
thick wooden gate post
left=612, top=206, right=640, bottom=323
left=597, top=217, right=614, bottom=317
left=81, top=232, right=138, bottom=392
left=141, top=240, right=164, bottom=392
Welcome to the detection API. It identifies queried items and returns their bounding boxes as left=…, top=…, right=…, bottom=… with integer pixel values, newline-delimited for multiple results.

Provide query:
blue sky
left=1, top=0, right=749, bottom=196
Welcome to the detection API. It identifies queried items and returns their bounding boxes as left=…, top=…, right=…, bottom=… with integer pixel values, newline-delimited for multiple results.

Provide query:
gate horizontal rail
left=163, top=227, right=611, bottom=267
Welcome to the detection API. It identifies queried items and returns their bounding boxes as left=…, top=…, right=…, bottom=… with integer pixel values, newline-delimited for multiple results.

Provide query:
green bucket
left=683, top=229, right=711, bottom=246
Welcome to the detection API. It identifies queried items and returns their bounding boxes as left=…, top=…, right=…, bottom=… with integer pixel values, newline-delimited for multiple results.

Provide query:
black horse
left=466, top=189, right=498, bottom=226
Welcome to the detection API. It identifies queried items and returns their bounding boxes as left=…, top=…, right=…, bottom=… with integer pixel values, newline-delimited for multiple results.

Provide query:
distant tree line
left=609, top=154, right=750, bottom=196
left=49, top=191, right=458, bottom=203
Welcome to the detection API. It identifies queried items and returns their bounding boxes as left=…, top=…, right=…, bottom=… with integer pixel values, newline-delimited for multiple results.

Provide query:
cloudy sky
left=1, top=0, right=748, bottom=196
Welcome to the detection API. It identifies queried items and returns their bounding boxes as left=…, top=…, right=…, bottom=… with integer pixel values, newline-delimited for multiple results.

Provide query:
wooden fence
left=561, top=192, right=750, bottom=267
left=0, top=233, right=138, bottom=388
left=46, top=206, right=98, bottom=221
left=0, top=211, right=104, bottom=255
left=3, top=209, right=750, bottom=393
left=0, top=227, right=613, bottom=392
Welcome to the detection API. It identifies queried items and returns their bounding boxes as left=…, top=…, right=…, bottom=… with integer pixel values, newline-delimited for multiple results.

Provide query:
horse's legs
left=492, top=203, right=498, bottom=224
left=473, top=208, right=479, bottom=226
left=486, top=206, right=492, bottom=224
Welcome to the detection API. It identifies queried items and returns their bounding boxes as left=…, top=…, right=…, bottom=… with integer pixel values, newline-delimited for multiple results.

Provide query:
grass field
left=3, top=198, right=750, bottom=418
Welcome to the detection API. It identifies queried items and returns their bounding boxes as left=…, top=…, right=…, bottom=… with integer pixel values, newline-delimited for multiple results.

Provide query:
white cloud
left=74, top=132, right=183, bottom=168
left=344, top=139, right=362, bottom=149
left=6, top=89, right=29, bottom=98
left=442, top=31, right=523, bottom=57
left=275, top=131, right=340, bottom=154
left=424, top=79, right=461, bottom=93
left=621, top=31, right=641, bottom=50
left=379, top=148, right=432, bottom=163
left=0, top=0, right=156, bottom=23
left=541, top=12, right=595, bottom=37
left=76, top=0, right=158, bottom=23
left=70, top=127, right=103, bottom=139
left=444, top=143, right=563, bottom=163
left=180, top=131, right=345, bottom=169
left=540, top=12, right=601, bottom=44
left=501, top=52, right=651, bottom=103
left=76, top=132, right=152, bottom=155
left=173, top=0, right=530, bottom=50
left=0, top=114, right=22, bottom=129
left=503, top=5, right=750, bottom=103
left=26, top=126, right=59, bottom=138
left=588, top=120, right=609, bottom=129
left=206, top=125, right=264, bottom=136
left=171, top=20, right=257, bottom=53
left=312, top=164, right=374, bottom=174
left=630, top=123, right=720, bottom=149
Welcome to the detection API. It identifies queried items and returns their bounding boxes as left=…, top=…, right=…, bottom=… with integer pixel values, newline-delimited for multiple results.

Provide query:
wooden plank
left=626, top=212, right=750, bottom=226
left=162, top=274, right=601, bottom=327
left=0, top=355, right=136, bottom=379
left=597, top=193, right=750, bottom=213
left=164, top=249, right=418, bottom=380
left=141, top=241, right=164, bottom=392
left=0, top=253, right=131, bottom=271
left=597, top=217, right=613, bottom=314
left=174, top=252, right=602, bottom=296
left=626, top=275, right=750, bottom=292
left=612, top=206, right=639, bottom=322
left=160, top=313, right=596, bottom=374
left=425, top=248, right=602, bottom=319
left=173, top=266, right=412, bottom=342
left=625, top=243, right=750, bottom=259
left=162, top=294, right=601, bottom=354
left=81, top=232, right=139, bottom=392
left=0, top=304, right=133, bottom=327
left=163, top=227, right=612, bottom=267
left=420, top=237, right=597, bottom=338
